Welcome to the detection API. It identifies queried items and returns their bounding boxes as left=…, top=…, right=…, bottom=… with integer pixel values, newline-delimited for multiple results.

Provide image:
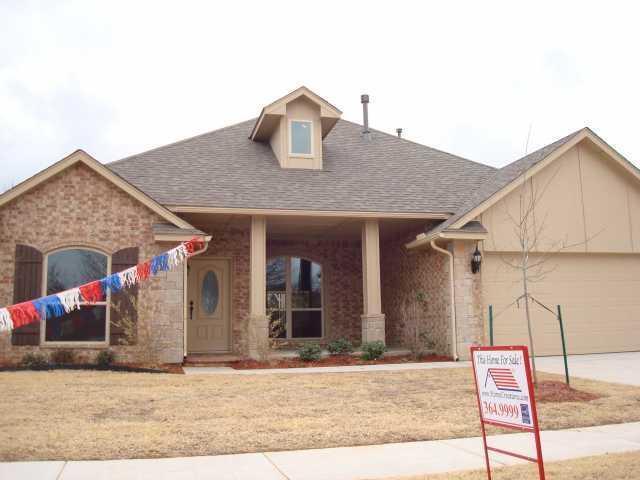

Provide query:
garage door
left=483, top=253, right=640, bottom=355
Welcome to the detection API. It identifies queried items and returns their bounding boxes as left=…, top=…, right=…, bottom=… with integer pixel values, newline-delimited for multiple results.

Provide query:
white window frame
left=40, top=246, right=111, bottom=347
left=288, top=119, right=314, bottom=157
left=267, top=255, right=324, bottom=340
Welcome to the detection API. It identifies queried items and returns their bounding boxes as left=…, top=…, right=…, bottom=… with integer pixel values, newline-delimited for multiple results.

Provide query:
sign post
left=470, top=345, right=545, bottom=480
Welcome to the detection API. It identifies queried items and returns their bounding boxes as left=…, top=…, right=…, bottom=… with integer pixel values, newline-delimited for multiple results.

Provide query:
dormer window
left=290, top=120, right=313, bottom=156
left=250, top=86, right=342, bottom=170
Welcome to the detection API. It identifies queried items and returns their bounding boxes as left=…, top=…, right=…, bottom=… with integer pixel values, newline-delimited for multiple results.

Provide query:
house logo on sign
left=484, top=368, right=522, bottom=392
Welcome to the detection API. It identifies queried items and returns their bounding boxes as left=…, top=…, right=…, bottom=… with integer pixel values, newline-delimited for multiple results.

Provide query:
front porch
left=180, top=212, right=483, bottom=360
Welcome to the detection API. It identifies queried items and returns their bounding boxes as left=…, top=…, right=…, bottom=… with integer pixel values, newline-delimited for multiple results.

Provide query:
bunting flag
left=0, top=237, right=206, bottom=334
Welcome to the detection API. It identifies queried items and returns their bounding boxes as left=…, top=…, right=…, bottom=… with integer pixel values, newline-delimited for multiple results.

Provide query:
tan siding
left=483, top=140, right=638, bottom=254
left=579, top=142, right=633, bottom=252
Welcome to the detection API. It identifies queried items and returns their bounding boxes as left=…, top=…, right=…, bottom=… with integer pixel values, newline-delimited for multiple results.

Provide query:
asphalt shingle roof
left=108, top=119, right=496, bottom=215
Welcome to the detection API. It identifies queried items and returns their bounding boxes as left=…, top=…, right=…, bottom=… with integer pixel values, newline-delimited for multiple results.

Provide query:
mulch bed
left=230, top=354, right=452, bottom=370
left=0, top=363, right=184, bottom=374
left=535, top=380, right=601, bottom=403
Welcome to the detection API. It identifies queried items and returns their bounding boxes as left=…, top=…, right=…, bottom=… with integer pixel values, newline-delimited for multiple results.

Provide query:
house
left=1, top=86, right=639, bottom=364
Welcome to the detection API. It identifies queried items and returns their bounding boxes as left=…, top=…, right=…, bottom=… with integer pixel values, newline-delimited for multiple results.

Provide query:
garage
left=483, top=252, right=640, bottom=355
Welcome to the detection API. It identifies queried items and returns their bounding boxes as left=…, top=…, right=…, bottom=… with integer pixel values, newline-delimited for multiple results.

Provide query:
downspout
left=430, top=239, right=458, bottom=361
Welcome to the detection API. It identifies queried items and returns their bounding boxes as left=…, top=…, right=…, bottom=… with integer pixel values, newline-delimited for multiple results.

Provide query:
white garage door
left=483, top=253, right=640, bottom=355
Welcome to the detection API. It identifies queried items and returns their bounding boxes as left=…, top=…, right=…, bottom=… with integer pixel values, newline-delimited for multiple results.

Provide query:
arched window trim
left=267, top=255, right=324, bottom=340
left=40, top=246, right=111, bottom=347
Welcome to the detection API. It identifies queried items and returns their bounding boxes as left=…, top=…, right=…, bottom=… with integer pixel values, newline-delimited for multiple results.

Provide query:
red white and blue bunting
left=0, top=237, right=206, bottom=334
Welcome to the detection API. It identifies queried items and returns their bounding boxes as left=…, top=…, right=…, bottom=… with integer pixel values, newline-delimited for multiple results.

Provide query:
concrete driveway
left=536, top=352, right=640, bottom=386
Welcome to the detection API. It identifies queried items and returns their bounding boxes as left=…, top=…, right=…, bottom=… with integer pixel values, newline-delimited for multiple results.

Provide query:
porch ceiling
left=180, top=212, right=433, bottom=241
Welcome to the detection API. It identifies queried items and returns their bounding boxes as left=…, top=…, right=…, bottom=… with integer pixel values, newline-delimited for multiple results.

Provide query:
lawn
left=1, top=367, right=639, bottom=461
left=378, top=450, right=640, bottom=479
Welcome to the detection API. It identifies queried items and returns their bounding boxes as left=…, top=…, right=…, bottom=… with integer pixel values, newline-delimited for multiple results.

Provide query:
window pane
left=201, top=270, right=219, bottom=314
left=45, top=306, right=106, bottom=342
left=267, top=257, right=287, bottom=338
left=291, top=258, right=321, bottom=308
left=291, top=121, right=312, bottom=155
left=292, top=310, right=322, bottom=338
left=47, top=249, right=107, bottom=296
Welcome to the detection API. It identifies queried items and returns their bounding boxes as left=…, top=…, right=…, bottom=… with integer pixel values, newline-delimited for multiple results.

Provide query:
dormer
left=250, top=86, right=342, bottom=169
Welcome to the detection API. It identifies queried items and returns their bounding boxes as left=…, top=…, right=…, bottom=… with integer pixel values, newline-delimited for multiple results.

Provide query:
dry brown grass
left=378, top=450, right=640, bottom=480
left=1, top=368, right=639, bottom=461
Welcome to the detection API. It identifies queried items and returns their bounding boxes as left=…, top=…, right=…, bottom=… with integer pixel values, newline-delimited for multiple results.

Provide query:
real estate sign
left=471, top=346, right=534, bottom=430
left=470, top=345, right=545, bottom=480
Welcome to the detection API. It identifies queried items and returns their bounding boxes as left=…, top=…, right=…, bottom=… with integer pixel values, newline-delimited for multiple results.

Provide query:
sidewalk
left=3, top=422, right=639, bottom=480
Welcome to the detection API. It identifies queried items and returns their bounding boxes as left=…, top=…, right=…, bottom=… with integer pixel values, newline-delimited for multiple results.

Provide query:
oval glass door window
left=201, top=271, right=219, bottom=314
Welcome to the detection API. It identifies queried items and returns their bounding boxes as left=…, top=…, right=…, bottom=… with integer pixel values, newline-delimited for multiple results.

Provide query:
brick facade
left=0, top=163, right=184, bottom=365
left=381, top=229, right=452, bottom=355
left=451, top=240, right=484, bottom=360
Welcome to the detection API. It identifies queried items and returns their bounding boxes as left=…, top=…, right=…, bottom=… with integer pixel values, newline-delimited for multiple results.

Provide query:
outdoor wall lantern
left=471, top=244, right=482, bottom=274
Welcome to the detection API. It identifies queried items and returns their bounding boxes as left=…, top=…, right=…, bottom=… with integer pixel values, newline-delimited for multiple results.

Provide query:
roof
left=108, top=119, right=496, bottom=215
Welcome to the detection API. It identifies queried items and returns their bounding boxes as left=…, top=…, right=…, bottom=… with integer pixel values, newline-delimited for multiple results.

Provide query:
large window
left=289, top=120, right=313, bottom=155
left=267, top=256, right=322, bottom=339
left=44, top=248, right=109, bottom=343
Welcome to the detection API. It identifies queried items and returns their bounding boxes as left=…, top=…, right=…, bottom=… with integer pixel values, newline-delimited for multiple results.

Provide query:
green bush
left=297, top=343, right=322, bottom=362
left=20, top=352, right=49, bottom=370
left=327, top=338, right=354, bottom=355
left=361, top=341, right=387, bottom=360
left=95, top=350, right=115, bottom=368
left=50, top=349, right=75, bottom=365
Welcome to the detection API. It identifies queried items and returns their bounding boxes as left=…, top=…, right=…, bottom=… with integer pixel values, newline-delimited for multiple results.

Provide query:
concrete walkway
left=3, top=422, right=639, bottom=480
left=535, top=352, right=640, bottom=386
left=183, top=360, right=468, bottom=375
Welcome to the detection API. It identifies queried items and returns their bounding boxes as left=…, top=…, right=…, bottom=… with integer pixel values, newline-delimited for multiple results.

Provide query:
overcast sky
left=1, top=1, right=639, bottom=192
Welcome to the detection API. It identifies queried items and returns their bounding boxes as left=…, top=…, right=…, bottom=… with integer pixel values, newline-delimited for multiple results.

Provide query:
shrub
left=361, top=341, right=387, bottom=361
left=50, top=349, right=75, bottom=365
left=20, top=352, right=49, bottom=370
left=327, top=338, right=354, bottom=355
left=95, top=350, right=115, bottom=368
left=297, top=343, right=322, bottom=362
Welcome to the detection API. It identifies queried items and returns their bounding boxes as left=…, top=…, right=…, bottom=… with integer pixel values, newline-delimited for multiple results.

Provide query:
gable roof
left=108, top=119, right=496, bottom=217
left=250, top=86, right=342, bottom=141
left=0, top=149, right=195, bottom=230
left=412, top=127, right=640, bottom=247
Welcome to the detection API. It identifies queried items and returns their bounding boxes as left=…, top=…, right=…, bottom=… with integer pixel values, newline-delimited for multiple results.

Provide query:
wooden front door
left=187, top=259, right=231, bottom=353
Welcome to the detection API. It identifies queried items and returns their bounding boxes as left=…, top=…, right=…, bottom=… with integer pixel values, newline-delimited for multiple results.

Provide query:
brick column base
left=361, top=313, right=386, bottom=344
left=248, top=314, right=269, bottom=360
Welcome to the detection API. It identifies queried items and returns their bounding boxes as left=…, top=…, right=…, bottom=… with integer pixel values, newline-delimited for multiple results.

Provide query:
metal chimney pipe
left=396, top=128, right=403, bottom=138
left=361, top=94, right=370, bottom=135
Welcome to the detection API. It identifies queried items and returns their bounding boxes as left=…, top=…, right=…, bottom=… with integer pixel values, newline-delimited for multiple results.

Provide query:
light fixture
left=471, top=244, right=482, bottom=274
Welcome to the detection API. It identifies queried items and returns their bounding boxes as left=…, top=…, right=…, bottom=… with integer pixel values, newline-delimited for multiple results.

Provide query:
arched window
left=43, top=248, right=109, bottom=343
left=266, top=256, right=322, bottom=339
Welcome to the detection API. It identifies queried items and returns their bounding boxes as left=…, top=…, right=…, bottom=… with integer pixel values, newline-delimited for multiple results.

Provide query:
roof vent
left=361, top=94, right=370, bottom=138
left=396, top=128, right=403, bottom=138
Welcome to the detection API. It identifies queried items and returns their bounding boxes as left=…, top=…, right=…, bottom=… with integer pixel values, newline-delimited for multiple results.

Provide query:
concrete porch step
left=184, top=353, right=242, bottom=365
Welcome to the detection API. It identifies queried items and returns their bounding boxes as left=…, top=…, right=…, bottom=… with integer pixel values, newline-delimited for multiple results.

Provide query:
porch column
left=361, top=219, right=386, bottom=344
left=249, top=215, right=269, bottom=359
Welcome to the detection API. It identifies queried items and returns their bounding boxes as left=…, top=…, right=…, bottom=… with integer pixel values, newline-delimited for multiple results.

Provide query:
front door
left=187, top=258, right=231, bottom=353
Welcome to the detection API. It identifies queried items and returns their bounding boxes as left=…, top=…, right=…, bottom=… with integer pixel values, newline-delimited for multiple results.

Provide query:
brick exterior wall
left=0, top=163, right=185, bottom=365
left=452, top=240, right=484, bottom=359
left=267, top=238, right=363, bottom=347
left=381, top=229, right=452, bottom=355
